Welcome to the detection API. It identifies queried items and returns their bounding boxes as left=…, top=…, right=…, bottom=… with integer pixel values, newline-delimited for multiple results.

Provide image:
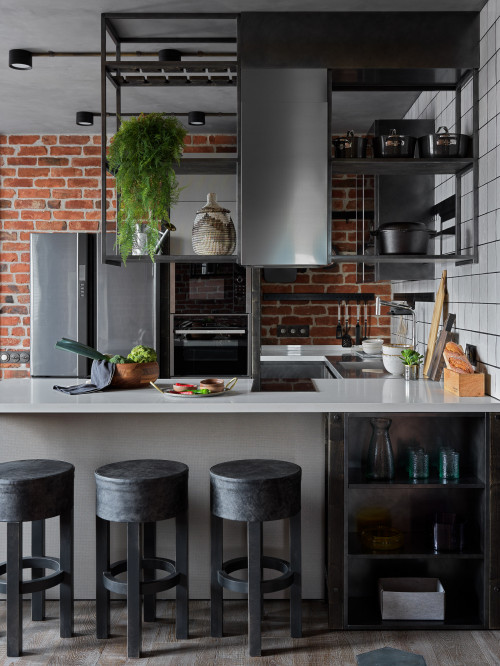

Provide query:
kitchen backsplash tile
left=397, top=0, right=500, bottom=399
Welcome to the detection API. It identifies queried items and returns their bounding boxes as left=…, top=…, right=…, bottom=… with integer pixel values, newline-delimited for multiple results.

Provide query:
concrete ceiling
left=1, top=0, right=486, bottom=136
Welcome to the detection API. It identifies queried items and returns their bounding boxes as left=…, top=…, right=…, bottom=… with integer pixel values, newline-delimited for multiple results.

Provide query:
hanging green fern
left=107, top=113, right=187, bottom=263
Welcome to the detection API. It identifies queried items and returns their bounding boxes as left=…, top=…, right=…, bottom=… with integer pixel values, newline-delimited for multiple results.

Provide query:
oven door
left=171, top=318, right=249, bottom=377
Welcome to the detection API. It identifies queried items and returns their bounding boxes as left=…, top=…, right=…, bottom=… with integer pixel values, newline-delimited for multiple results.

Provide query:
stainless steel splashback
left=240, top=68, right=330, bottom=266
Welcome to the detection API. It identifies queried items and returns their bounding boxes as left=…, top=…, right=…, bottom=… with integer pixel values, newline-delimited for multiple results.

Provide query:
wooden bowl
left=111, top=362, right=159, bottom=389
left=199, top=378, right=225, bottom=393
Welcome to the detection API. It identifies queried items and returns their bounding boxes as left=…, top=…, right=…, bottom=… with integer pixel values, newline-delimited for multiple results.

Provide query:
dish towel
left=53, top=360, right=115, bottom=395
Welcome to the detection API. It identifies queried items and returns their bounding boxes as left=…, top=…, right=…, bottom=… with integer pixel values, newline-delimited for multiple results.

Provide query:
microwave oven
left=170, top=263, right=250, bottom=315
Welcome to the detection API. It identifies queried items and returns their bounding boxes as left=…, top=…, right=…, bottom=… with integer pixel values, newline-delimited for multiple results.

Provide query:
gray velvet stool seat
left=95, top=459, right=188, bottom=659
left=210, top=459, right=302, bottom=657
left=0, top=458, right=74, bottom=658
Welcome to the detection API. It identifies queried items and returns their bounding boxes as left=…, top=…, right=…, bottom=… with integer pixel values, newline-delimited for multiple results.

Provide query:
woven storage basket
left=192, top=193, right=236, bottom=255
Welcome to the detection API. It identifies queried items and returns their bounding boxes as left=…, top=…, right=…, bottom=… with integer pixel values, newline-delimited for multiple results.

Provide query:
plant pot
left=131, top=224, right=148, bottom=255
left=192, top=193, right=236, bottom=255
left=404, top=364, right=419, bottom=380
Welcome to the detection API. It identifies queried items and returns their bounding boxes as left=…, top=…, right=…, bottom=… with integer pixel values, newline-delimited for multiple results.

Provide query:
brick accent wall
left=0, top=131, right=391, bottom=377
left=0, top=133, right=236, bottom=379
left=261, top=172, right=393, bottom=345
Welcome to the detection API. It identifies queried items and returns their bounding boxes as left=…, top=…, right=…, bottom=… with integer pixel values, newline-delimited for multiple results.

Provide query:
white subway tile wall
left=393, top=0, right=500, bottom=398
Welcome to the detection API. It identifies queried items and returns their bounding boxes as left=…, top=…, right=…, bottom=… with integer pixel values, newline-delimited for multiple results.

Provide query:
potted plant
left=399, top=348, right=424, bottom=380
left=107, top=112, right=187, bottom=263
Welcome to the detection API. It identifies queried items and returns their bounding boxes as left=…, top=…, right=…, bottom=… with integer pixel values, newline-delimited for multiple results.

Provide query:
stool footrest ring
left=0, top=556, right=64, bottom=594
left=103, top=557, right=180, bottom=596
left=217, top=555, right=294, bottom=594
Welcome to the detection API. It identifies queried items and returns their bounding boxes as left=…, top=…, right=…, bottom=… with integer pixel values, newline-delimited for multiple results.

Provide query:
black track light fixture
left=188, top=111, right=205, bottom=126
left=76, top=111, right=94, bottom=127
left=158, top=49, right=182, bottom=61
left=9, top=49, right=32, bottom=70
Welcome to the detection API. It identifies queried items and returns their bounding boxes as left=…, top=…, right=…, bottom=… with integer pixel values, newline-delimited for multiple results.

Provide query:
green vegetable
left=399, top=349, right=425, bottom=366
left=127, top=345, right=157, bottom=363
left=108, top=354, right=132, bottom=364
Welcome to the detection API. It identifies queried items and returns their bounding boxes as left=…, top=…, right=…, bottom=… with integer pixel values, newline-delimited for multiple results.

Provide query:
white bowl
left=382, top=343, right=413, bottom=375
left=362, top=338, right=384, bottom=354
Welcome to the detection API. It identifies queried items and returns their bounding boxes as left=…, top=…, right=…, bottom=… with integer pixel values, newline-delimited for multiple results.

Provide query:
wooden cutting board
left=427, top=313, right=456, bottom=381
left=423, top=270, right=447, bottom=377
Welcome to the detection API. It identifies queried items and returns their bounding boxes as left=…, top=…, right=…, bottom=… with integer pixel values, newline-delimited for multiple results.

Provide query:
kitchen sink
left=260, top=360, right=336, bottom=379
left=325, top=354, right=391, bottom=379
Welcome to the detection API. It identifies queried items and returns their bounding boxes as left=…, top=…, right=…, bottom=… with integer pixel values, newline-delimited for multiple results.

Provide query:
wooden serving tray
left=443, top=368, right=485, bottom=397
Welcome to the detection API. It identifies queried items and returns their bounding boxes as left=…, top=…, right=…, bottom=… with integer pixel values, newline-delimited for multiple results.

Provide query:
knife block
left=443, top=369, right=485, bottom=397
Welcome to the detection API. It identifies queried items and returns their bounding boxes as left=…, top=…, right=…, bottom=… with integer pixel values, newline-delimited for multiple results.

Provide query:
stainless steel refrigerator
left=30, top=233, right=157, bottom=377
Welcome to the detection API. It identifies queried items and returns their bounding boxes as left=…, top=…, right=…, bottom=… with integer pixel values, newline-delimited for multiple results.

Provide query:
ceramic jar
left=192, top=192, right=236, bottom=255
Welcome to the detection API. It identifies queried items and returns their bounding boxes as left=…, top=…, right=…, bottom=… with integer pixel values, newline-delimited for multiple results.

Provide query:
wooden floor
left=0, top=600, right=500, bottom=665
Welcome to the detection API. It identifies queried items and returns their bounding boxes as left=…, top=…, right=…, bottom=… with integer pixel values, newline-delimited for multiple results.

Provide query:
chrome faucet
left=375, top=297, right=417, bottom=350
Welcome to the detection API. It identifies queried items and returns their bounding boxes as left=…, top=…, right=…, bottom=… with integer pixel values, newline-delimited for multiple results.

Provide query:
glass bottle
left=366, top=417, right=395, bottom=480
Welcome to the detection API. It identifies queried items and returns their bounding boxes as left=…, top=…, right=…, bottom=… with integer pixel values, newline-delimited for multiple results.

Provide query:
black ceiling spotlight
left=158, top=49, right=182, bottom=61
left=9, top=49, right=32, bottom=70
left=188, top=111, right=205, bottom=126
left=76, top=111, right=94, bottom=127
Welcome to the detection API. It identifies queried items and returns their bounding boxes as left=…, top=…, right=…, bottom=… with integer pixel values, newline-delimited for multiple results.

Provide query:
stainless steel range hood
left=240, top=68, right=330, bottom=267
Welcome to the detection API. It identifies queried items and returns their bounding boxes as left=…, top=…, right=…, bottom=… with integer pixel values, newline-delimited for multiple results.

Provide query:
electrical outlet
left=0, top=350, right=30, bottom=364
left=277, top=325, right=289, bottom=337
left=277, top=324, right=310, bottom=338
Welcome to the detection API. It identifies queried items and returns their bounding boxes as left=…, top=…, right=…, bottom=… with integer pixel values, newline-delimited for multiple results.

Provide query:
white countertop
left=1, top=344, right=498, bottom=414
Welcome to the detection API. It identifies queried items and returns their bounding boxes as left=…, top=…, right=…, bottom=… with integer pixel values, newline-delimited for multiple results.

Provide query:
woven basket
left=192, top=193, right=236, bottom=255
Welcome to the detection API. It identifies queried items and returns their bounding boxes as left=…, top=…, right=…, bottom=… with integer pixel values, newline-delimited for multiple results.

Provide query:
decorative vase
left=192, top=192, right=236, bottom=255
left=366, top=417, right=395, bottom=480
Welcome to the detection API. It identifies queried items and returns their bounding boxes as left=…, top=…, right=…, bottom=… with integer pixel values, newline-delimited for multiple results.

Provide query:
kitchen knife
left=336, top=302, right=342, bottom=338
left=355, top=303, right=361, bottom=345
left=342, top=302, right=352, bottom=347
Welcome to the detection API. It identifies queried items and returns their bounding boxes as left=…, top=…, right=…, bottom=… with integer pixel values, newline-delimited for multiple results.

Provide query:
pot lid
left=378, top=221, right=428, bottom=231
left=377, top=128, right=415, bottom=139
left=421, top=125, right=469, bottom=139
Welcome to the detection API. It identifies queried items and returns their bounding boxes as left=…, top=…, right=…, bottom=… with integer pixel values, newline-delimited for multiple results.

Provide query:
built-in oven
left=171, top=315, right=250, bottom=377
left=170, top=263, right=250, bottom=315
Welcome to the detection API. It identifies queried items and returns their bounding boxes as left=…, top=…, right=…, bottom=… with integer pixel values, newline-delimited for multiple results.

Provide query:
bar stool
left=210, top=458, right=302, bottom=657
left=95, top=459, right=188, bottom=659
left=0, top=458, right=74, bottom=657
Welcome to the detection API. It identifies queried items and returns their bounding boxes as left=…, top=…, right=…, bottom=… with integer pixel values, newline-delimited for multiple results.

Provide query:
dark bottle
left=366, top=417, right=395, bottom=480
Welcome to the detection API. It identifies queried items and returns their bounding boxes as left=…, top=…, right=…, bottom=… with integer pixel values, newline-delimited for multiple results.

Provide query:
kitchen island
left=1, top=348, right=499, bottom=629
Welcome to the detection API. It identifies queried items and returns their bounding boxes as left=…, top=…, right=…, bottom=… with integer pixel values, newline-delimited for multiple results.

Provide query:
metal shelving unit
left=329, top=68, right=479, bottom=268
left=100, top=13, right=240, bottom=265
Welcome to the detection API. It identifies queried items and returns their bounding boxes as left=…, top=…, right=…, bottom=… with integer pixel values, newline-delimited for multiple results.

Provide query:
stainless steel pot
left=418, top=126, right=470, bottom=158
left=332, top=130, right=367, bottom=158
left=371, top=222, right=437, bottom=254
left=372, top=128, right=416, bottom=158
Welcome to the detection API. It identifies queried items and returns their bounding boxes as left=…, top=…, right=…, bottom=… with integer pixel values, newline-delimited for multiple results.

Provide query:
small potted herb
left=399, top=349, right=424, bottom=380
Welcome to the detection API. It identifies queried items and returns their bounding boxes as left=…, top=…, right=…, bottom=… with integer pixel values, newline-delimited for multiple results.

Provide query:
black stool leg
left=96, top=516, right=110, bottom=639
left=175, top=510, right=189, bottom=639
left=290, top=511, right=302, bottom=638
left=7, top=522, right=23, bottom=658
left=248, top=521, right=262, bottom=658
left=31, top=519, right=45, bottom=621
left=60, top=507, right=74, bottom=638
left=210, top=513, right=223, bottom=637
left=127, top=522, right=142, bottom=659
left=143, top=522, right=156, bottom=622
